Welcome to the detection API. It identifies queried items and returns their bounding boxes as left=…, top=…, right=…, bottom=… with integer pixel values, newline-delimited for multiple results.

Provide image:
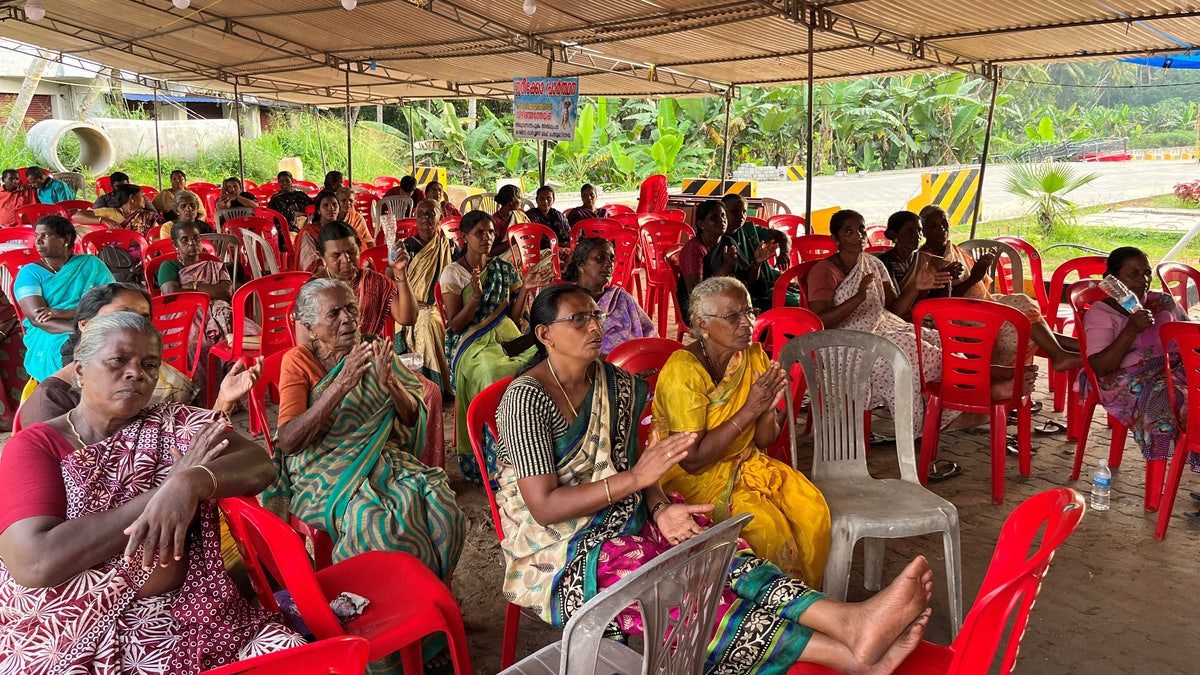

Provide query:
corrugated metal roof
left=1, top=0, right=1199, bottom=104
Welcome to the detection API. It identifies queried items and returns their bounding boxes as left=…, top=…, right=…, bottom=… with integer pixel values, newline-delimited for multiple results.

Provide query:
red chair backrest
left=606, top=337, right=684, bottom=389
left=569, top=217, right=626, bottom=247
left=636, top=174, right=669, bottom=214
left=228, top=271, right=309, bottom=357
left=606, top=229, right=641, bottom=293
left=194, top=188, right=221, bottom=220
left=947, top=488, right=1085, bottom=673
left=354, top=192, right=378, bottom=231
left=466, top=376, right=516, bottom=536
left=187, top=182, right=219, bottom=192
left=359, top=245, right=389, bottom=272
left=663, top=208, right=687, bottom=222
left=602, top=203, right=635, bottom=216
left=639, top=221, right=692, bottom=282
left=1067, top=279, right=1107, bottom=392
left=248, top=350, right=289, bottom=458
left=609, top=213, right=642, bottom=229
left=776, top=259, right=824, bottom=309
left=144, top=238, right=177, bottom=260
left=0, top=228, right=37, bottom=252
left=57, top=200, right=94, bottom=216
left=768, top=213, right=808, bottom=237
left=140, top=186, right=159, bottom=203
left=1156, top=261, right=1200, bottom=312
left=16, top=203, right=67, bottom=226
left=1047, top=256, right=1107, bottom=330
left=198, top=635, right=370, bottom=675
left=744, top=216, right=770, bottom=229
left=81, top=229, right=148, bottom=257
left=440, top=218, right=462, bottom=245
left=507, top=222, right=560, bottom=278
left=253, top=207, right=294, bottom=252
left=152, top=291, right=209, bottom=378
left=865, top=225, right=890, bottom=248
left=395, top=218, right=418, bottom=240
left=218, top=496, right=345, bottom=636
left=912, top=298, right=1031, bottom=412
left=0, top=248, right=41, bottom=321
left=248, top=188, right=274, bottom=208
left=94, top=175, right=112, bottom=197
left=226, top=215, right=286, bottom=268
left=241, top=179, right=259, bottom=190
left=791, top=234, right=837, bottom=266
left=751, top=307, right=823, bottom=360
left=994, top=236, right=1048, bottom=313
left=144, top=251, right=222, bottom=295
left=373, top=176, right=401, bottom=190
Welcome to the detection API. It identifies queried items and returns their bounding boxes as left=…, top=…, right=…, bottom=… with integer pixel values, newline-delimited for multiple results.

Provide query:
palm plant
left=1004, top=163, right=1100, bottom=233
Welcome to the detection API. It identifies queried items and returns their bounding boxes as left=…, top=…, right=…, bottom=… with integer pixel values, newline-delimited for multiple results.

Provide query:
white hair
left=295, top=278, right=352, bottom=327
left=74, top=312, right=160, bottom=365
left=689, top=276, right=751, bottom=325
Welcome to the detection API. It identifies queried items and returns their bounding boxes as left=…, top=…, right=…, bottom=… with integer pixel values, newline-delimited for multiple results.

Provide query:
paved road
left=574, top=158, right=1200, bottom=226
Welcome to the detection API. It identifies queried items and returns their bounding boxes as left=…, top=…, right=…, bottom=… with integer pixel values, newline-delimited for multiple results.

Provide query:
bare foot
left=1050, top=349, right=1083, bottom=372
left=863, top=608, right=931, bottom=674
left=842, top=556, right=933, bottom=666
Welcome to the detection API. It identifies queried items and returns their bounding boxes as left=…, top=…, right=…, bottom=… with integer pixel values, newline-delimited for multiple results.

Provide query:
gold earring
left=702, top=332, right=709, bottom=340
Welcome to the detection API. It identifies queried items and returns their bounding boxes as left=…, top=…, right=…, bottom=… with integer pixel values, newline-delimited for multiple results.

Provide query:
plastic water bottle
left=1091, top=459, right=1112, bottom=511
left=1098, top=275, right=1141, bottom=313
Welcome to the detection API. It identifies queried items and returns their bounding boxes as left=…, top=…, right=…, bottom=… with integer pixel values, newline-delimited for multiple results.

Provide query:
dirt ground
left=436, top=366, right=1200, bottom=674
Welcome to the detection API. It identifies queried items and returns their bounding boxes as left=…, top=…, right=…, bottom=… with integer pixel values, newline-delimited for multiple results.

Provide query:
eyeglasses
left=547, top=311, right=607, bottom=328
left=703, top=308, right=757, bottom=324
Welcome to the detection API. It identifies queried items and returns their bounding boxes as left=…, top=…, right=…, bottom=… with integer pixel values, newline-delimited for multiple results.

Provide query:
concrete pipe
left=26, top=120, right=115, bottom=175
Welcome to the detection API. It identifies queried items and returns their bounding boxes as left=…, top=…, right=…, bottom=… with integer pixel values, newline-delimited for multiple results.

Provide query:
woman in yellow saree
left=402, top=199, right=455, bottom=395
left=653, top=276, right=831, bottom=587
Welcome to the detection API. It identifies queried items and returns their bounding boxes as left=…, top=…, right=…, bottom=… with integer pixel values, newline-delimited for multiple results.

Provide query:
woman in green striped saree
left=263, top=278, right=465, bottom=582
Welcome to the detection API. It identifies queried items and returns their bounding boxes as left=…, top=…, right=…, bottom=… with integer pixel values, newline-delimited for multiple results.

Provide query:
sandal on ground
left=1007, top=401, right=1044, bottom=423
left=1183, top=511, right=1200, bottom=525
left=1006, top=435, right=1037, bottom=456
left=1190, top=491, right=1200, bottom=502
left=927, top=459, right=962, bottom=482
left=1033, top=419, right=1068, bottom=435
left=869, top=433, right=895, bottom=445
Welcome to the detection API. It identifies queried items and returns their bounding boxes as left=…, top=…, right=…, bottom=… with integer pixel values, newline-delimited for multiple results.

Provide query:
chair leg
left=863, top=537, right=885, bottom=592
left=206, top=351, right=219, bottom=408
left=499, top=601, right=522, bottom=670
left=1109, top=416, right=1128, bottom=469
left=1052, top=369, right=1066, bottom=412
left=820, top=525, right=855, bottom=602
left=917, top=397, right=943, bottom=486
left=942, top=524, right=964, bottom=639
left=1071, top=396, right=1099, bottom=480
left=990, top=406, right=1007, bottom=505
left=399, top=643, right=424, bottom=674
left=1145, top=458, right=1167, bottom=513
left=1017, top=399, right=1032, bottom=477
left=1155, top=443, right=1192, bottom=541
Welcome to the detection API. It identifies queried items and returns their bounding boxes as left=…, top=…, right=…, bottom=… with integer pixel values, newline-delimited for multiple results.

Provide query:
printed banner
left=513, top=77, right=580, bottom=142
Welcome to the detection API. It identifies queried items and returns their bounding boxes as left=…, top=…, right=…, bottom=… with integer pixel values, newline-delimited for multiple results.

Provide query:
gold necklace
left=43, top=256, right=64, bottom=272
left=66, top=409, right=87, bottom=446
left=547, top=358, right=590, bottom=419
left=699, top=338, right=719, bottom=380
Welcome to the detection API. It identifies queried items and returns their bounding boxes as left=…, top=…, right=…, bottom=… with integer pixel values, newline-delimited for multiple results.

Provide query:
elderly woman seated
left=16, top=215, right=114, bottom=394
left=652, top=277, right=831, bottom=587
left=0, top=312, right=303, bottom=671
left=402, top=199, right=458, bottom=395
left=563, top=236, right=657, bottom=355
left=264, top=278, right=465, bottom=585
left=158, top=189, right=215, bottom=240
left=1083, top=247, right=1197, bottom=479
left=496, top=284, right=934, bottom=675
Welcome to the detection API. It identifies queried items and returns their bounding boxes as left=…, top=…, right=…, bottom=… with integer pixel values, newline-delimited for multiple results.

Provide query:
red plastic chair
left=144, top=251, right=222, bottom=295
left=246, top=350, right=287, bottom=456
left=1046, top=256, right=1107, bottom=416
left=913, top=298, right=1033, bottom=505
left=606, top=337, right=684, bottom=389
left=465, top=376, right=521, bottom=669
left=601, top=203, right=635, bottom=216
left=788, top=488, right=1086, bottom=675
left=57, top=199, right=94, bottom=216
left=373, top=176, right=401, bottom=190
left=206, top=271, right=308, bottom=406
left=768, top=213, right=808, bottom=237
left=774, top=259, right=824, bottom=309
left=144, top=238, right=177, bottom=260
left=240, top=179, right=259, bottom=190
left=81, top=229, right=148, bottom=259
left=663, top=208, right=687, bottom=221
left=568, top=217, right=626, bottom=247
left=140, top=185, right=159, bottom=203
left=994, top=236, right=1049, bottom=313
left=248, top=187, right=274, bottom=208
left=0, top=248, right=41, bottom=325
left=865, top=225, right=890, bottom=248
left=744, top=215, right=770, bottom=229
left=354, top=192, right=378, bottom=233
left=636, top=174, right=669, bottom=214
left=199, top=635, right=370, bottom=675
left=791, top=234, right=837, bottom=267
left=94, top=175, right=112, bottom=197
left=358, top=245, right=389, bottom=273
left=152, top=291, right=209, bottom=378
left=507, top=222, right=560, bottom=279
left=16, top=203, right=67, bottom=226
left=1157, top=322, right=1200, bottom=540
left=1156, top=261, right=1200, bottom=314
left=440, top=218, right=462, bottom=245
left=219, top=497, right=471, bottom=674
left=187, top=181, right=219, bottom=192
left=752, top=308, right=824, bottom=452
left=606, top=229, right=642, bottom=294
left=225, top=216, right=287, bottom=269
left=0, top=228, right=37, bottom=252
left=640, top=221, right=691, bottom=340
left=1066, top=281, right=1147, bottom=499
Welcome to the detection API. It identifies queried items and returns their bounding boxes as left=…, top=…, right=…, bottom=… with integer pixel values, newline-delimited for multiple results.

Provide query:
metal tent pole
left=405, top=99, right=415, bottom=170
left=805, top=22, right=814, bottom=227
left=152, top=86, right=162, bottom=190
left=345, top=68, right=353, bottom=183
left=232, top=80, right=245, bottom=181
left=970, top=69, right=1001, bottom=239
left=539, top=58, right=554, bottom=188
left=720, top=87, right=733, bottom=189
left=314, top=107, right=328, bottom=175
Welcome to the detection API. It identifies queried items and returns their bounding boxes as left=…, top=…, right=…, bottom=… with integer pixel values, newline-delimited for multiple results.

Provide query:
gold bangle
left=650, top=500, right=669, bottom=520
left=603, top=477, right=613, bottom=505
left=193, top=465, right=218, bottom=499
left=728, top=417, right=745, bottom=434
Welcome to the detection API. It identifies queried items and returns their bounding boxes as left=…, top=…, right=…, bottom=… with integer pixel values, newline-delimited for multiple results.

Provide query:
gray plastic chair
left=758, top=197, right=791, bottom=218
left=215, top=207, right=256, bottom=226
left=240, top=229, right=279, bottom=278
left=499, top=513, right=752, bottom=675
left=200, top=233, right=241, bottom=288
left=959, top=238, right=1024, bottom=297
left=779, top=330, right=963, bottom=636
left=379, top=195, right=413, bottom=219
left=460, top=193, right=497, bottom=214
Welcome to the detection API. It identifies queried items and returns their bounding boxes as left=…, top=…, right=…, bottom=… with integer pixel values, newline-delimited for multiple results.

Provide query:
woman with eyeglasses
left=651, top=276, right=831, bottom=587
left=498, top=283, right=933, bottom=674
left=563, top=236, right=656, bottom=355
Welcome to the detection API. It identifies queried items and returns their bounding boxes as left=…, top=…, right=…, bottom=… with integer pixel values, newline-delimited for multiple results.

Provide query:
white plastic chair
left=459, top=193, right=496, bottom=214
left=959, top=238, right=1024, bottom=296
left=779, top=330, right=963, bottom=636
left=240, top=228, right=280, bottom=278
left=200, top=233, right=241, bottom=288
left=215, top=207, right=256, bottom=226
left=499, top=513, right=752, bottom=675
left=379, top=195, right=413, bottom=220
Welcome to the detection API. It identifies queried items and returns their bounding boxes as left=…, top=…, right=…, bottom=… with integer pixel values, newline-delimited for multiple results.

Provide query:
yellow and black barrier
left=680, top=179, right=757, bottom=198
left=409, top=166, right=448, bottom=186
left=785, top=166, right=806, bottom=181
left=906, top=168, right=979, bottom=227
